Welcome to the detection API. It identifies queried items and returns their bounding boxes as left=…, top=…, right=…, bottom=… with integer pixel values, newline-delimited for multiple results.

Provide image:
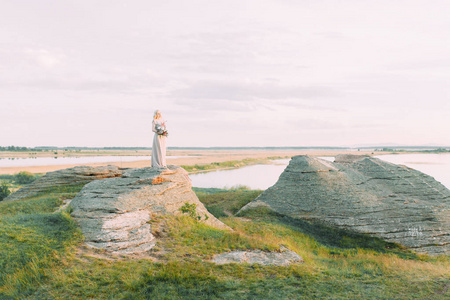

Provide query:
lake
left=190, top=154, right=450, bottom=190
left=0, top=155, right=193, bottom=167
left=190, top=159, right=291, bottom=190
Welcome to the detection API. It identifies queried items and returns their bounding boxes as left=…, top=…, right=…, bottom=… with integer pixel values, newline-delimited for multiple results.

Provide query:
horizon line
left=1, top=145, right=449, bottom=150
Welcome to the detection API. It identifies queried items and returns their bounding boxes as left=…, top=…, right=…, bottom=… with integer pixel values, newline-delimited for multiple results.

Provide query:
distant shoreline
left=0, top=149, right=389, bottom=175
left=1, top=145, right=449, bottom=152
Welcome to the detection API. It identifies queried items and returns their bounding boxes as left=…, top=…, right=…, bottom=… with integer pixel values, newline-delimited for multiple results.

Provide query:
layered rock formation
left=4, top=165, right=123, bottom=201
left=239, top=155, right=450, bottom=255
left=70, top=166, right=228, bottom=254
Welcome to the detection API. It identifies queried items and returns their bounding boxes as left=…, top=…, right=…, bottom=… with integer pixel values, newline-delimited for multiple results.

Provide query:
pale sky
left=1, top=0, right=449, bottom=147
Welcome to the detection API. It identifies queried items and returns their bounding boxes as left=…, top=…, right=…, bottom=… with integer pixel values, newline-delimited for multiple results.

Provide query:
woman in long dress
left=151, top=110, right=167, bottom=168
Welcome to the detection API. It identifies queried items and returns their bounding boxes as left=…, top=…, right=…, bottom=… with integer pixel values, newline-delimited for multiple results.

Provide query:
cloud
left=168, top=80, right=342, bottom=112
left=1, top=64, right=165, bottom=95
left=2, top=77, right=145, bottom=94
left=314, top=31, right=349, bottom=40
left=172, top=98, right=259, bottom=112
left=1, top=0, right=449, bottom=147
left=387, top=58, right=450, bottom=71
left=170, top=81, right=340, bottom=101
left=286, top=118, right=342, bottom=131
left=25, top=49, right=66, bottom=68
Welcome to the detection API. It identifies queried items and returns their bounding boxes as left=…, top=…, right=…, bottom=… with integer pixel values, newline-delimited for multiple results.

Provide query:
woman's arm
left=152, top=120, right=157, bottom=133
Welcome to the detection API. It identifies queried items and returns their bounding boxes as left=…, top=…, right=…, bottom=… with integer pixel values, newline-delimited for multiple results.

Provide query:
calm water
left=190, top=155, right=450, bottom=190
left=190, top=159, right=290, bottom=190
left=0, top=155, right=194, bottom=167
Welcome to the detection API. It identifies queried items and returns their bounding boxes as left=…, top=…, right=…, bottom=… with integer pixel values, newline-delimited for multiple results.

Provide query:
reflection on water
left=0, top=155, right=196, bottom=167
left=190, top=159, right=291, bottom=190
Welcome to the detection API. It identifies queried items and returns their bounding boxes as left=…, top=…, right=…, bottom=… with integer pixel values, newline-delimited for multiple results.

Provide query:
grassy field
left=0, top=183, right=449, bottom=299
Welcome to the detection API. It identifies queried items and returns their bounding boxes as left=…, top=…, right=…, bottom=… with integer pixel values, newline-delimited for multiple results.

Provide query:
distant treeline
left=0, top=146, right=152, bottom=151
left=374, top=147, right=450, bottom=153
left=168, top=146, right=349, bottom=150
left=0, top=146, right=42, bottom=152
left=33, top=146, right=151, bottom=150
left=418, top=148, right=450, bottom=153
left=33, top=146, right=351, bottom=151
left=1, top=146, right=352, bottom=151
left=1, top=145, right=449, bottom=152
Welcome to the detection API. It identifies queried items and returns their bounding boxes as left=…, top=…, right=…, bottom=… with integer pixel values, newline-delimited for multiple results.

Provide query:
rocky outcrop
left=70, top=166, right=228, bottom=255
left=211, top=246, right=303, bottom=266
left=239, top=155, right=450, bottom=255
left=4, top=165, right=123, bottom=201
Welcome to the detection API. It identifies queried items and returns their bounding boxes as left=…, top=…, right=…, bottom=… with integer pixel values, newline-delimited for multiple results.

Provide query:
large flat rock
left=239, top=155, right=450, bottom=255
left=4, top=165, right=123, bottom=202
left=70, top=166, right=228, bottom=254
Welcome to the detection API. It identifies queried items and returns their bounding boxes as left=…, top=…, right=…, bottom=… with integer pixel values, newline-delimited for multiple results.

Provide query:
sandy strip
left=0, top=150, right=383, bottom=175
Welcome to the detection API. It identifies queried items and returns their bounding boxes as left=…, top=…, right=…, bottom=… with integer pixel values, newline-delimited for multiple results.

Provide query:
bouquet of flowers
left=155, top=124, right=169, bottom=137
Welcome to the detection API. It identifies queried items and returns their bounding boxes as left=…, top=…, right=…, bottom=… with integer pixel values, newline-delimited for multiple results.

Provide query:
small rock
left=212, top=247, right=303, bottom=266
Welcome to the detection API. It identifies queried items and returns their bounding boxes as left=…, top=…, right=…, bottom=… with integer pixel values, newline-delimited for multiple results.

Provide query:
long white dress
left=151, top=119, right=167, bottom=168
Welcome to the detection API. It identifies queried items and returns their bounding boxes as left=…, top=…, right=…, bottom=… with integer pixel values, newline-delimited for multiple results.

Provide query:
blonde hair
left=153, top=110, right=162, bottom=120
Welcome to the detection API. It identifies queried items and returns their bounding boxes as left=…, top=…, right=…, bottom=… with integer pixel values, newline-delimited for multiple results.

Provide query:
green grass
left=0, top=175, right=15, bottom=181
left=0, top=183, right=84, bottom=298
left=0, top=173, right=43, bottom=197
left=0, top=184, right=84, bottom=217
left=0, top=173, right=42, bottom=184
left=0, top=181, right=449, bottom=299
left=193, top=186, right=263, bottom=217
left=238, top=207, right=420, bottom=260
left=181, top=158, right=275, bottom=173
